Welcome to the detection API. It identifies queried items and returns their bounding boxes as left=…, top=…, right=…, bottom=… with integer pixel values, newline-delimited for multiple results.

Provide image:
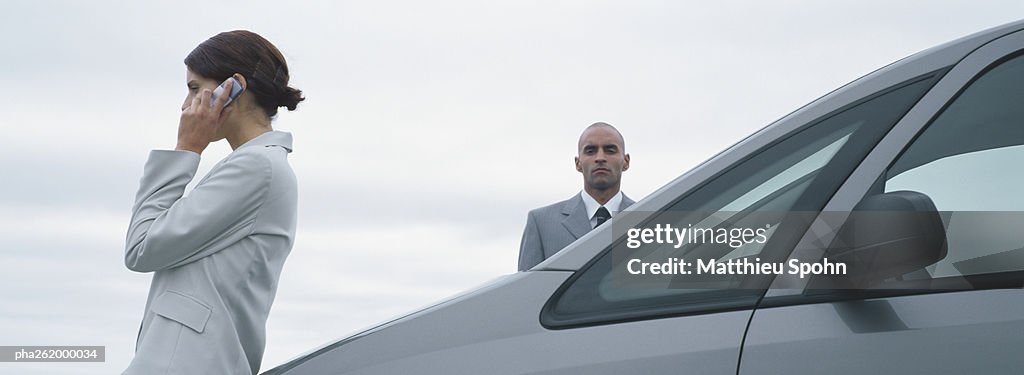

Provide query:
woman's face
left=182, top=68, right=229, bottom=140
left=182, top=69, right=220, bottom=110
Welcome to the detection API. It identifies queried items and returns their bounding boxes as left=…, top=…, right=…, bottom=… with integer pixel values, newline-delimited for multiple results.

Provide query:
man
left=518, top=122, right=634, bottom=271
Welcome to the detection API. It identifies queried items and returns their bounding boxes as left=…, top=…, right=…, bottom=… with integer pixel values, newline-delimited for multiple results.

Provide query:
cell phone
left=210, top=77, right=244, bottom=108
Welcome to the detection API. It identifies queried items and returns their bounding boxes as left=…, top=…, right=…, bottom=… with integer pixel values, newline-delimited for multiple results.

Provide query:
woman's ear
left=233, top=73, right=248, bottom=91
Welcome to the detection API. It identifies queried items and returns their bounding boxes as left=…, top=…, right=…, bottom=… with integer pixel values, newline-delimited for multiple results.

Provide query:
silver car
left=264, top=19, right=1024, bottom=374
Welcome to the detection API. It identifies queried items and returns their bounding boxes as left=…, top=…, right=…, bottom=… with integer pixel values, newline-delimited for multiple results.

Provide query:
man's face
left=575, top=126, right=629, bottom=191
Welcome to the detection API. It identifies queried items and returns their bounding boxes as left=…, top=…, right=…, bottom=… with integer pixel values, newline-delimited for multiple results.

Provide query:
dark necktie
left=594, top=206, right=611, bottom=228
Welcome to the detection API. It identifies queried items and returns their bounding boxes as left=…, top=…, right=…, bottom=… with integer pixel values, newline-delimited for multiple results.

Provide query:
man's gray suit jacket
left=518, top=193, right=634, bottom=271
left=122, top=131, right=297, bottom=375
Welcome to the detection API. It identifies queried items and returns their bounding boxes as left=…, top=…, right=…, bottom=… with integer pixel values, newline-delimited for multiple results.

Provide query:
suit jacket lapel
left=561, top=194, right=592, bottom=240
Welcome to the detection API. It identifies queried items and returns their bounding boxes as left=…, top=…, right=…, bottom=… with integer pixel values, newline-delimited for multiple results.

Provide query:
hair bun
left=278, top=86, right=305, bottom=111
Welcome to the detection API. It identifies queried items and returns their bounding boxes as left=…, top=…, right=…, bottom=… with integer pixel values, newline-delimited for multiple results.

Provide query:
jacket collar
left=237, top=130, right=294, bottom=153
left=560, top=194, right=591, bottom=240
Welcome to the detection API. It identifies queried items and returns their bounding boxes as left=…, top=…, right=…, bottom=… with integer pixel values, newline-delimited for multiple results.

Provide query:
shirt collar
left=580, top=190, right=624, bottom=220
left=237, top=130, right=294, bottom=153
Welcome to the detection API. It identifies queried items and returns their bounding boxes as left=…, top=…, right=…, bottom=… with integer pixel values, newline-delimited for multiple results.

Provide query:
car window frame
left=541, top=71, right=946, bottom=329
left=763, top=30, right=1024, bottom=306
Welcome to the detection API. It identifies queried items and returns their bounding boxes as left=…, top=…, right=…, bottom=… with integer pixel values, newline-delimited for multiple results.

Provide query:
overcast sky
left=2, top=1, right=1023, bottom=374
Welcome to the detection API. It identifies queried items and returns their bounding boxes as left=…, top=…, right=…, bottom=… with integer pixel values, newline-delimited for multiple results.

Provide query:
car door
left=739, top=29, right=1024, bottom=374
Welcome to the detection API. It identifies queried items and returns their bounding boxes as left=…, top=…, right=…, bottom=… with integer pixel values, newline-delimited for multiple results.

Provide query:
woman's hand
left=176, top=78, right=235, bottom=154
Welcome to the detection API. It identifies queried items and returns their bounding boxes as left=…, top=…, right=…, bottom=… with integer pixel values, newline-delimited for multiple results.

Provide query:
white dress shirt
left=580, top=190, right=624, bottom=229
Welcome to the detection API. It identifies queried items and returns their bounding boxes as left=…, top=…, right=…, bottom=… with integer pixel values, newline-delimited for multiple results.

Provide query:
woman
left=123, top=30, right=303, bottom=375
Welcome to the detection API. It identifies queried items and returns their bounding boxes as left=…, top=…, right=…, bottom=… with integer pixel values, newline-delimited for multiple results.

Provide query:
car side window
left=542, top=73, right=943, bottom=328
left=860, top=53, right=1024, bottom=285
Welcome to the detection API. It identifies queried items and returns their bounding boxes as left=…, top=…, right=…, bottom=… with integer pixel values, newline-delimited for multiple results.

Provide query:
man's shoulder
left=528, top=194, right=580, bottom=217
left=622, top=193, right=636, bottom=207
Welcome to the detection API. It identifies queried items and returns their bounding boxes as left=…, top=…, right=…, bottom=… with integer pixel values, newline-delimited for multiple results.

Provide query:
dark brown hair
left=185, top=30, right=304, bottom=118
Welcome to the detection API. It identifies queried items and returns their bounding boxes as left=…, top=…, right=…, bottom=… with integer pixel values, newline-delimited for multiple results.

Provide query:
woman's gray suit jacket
left=122, top=131, right=296, bottom=375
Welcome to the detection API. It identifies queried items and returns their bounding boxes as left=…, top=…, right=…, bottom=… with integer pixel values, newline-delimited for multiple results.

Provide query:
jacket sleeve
left=124, top=149, right=270, bottom=272
left=517, top=210, right=544, bottom=271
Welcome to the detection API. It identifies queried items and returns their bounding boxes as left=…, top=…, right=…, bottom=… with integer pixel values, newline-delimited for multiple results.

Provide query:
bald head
left=575, top=122, right=630, bottom=201
left=578, top=122, right=626, bottom=151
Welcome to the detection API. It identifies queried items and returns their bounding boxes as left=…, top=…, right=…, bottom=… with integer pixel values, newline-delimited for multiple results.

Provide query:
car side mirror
left=812, top=190, right=948, bottom=289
